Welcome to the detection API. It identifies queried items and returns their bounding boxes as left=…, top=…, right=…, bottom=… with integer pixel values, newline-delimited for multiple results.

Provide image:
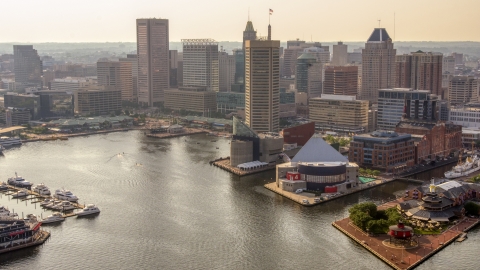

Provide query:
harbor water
left=0, top=131, right=478, bottom=269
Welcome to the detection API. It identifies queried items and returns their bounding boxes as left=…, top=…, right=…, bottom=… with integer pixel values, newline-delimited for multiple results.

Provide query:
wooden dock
left=2, top=185, right=85, bottom=210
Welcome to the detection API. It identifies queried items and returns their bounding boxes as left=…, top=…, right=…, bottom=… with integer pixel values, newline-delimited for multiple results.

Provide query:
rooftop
left=367, top=28, right=391, bottom=42
left=292, top=134, right=348, bottom=163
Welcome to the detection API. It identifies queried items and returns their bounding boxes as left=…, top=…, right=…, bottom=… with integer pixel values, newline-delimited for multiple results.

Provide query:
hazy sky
left=2, top=0, right=480, bottom=42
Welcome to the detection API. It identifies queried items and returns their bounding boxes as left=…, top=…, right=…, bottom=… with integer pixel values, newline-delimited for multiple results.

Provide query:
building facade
left=38, top=90, right=74, bottom=119
left=13, top=45, right=43, bottom=88
left=119, top=54, right=139, bottom=102
left=449, top=103, right=480, bottom=128
left=395, top=51, right=443, bottom=97
left=74, top=85, right=122, bottom=116
left=182, top=39, right=219, bottom=92
left=448, top=76, right=478, bottom=105
left=332, top=42, right=348, bottom=66
left=218, top=51, right=235, bottom=92
left=361, top=28, right=396, bottom=103
left=97, top=60, right=134, bottom=101
left=245, top=39, right=280, bottom=133
left=377, top=88, right=438, bottom=130
left=216, top=92, right=245, bottom=113
left=3, top=92, right=41, bottom=120
left=136, top=18, right=170, bottom=106
left=295, top=53, right=322, bottom=98
left=309, top=94, right=369, bottom=133
left=164, top=86, right=217, bottom=114
left=323, top=65, right=358, bottom=96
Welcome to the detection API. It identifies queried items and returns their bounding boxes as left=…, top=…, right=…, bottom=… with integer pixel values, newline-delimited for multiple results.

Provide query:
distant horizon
left=2, top=40, right=480, bottom=44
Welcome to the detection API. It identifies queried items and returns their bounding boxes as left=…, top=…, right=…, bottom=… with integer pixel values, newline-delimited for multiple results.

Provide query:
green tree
left=464, top=202, right=480, bottom=215
left=350, top=211, right=372, bottom=230
left=349, top=202, right=377, bottom=218
left=372, top=170, right=381, bottom=177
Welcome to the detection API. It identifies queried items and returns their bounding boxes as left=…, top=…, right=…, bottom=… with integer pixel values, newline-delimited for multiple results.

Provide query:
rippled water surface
left=0, top=131, right=478, bottom=269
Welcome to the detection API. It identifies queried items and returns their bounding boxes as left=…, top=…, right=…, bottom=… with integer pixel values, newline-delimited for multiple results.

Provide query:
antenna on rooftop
left=248, top=7, right=250, bottom=21
left=378, top=19, right=381, bottom=27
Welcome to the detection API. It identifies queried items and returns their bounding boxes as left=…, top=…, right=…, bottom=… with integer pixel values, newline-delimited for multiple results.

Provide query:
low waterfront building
left=309, top=94, right=369, bottom=134
left=449, top=103, right=480, bottom=128
left=349, top=131, right=415, bottom=173
left=164, top=86, right=217, bottom=115
left=276, top=134, right=359, bottom=193
left=49, top=116, right=133, bottom=130
left=216, top=92, right=245, bottom=114
left=0, top=107, right=31, bottom=126
left=3, top=92, right=41, bottom=120
left=37, top=90, right=74, bottom=119
left=461, top=128, right=480, bottom=147
left=167, top=124, right=184, bottom=134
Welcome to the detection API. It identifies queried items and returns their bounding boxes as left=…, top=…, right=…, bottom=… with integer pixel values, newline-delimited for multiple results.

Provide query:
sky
left=2, top=0, right=480, bottom=42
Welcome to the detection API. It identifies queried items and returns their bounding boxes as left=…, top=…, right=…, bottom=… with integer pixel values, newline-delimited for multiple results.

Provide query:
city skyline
left=2, top=0, right=480, bottom=42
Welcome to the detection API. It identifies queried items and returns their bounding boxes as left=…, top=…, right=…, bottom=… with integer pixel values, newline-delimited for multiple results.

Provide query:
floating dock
left=2, top=185, right=85, bottom=210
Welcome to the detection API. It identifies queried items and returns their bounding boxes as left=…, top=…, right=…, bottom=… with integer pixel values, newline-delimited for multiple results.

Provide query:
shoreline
left=21, top=127, right=140, bottom=143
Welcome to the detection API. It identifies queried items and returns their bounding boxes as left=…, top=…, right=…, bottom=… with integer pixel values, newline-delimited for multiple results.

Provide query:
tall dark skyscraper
left=13, top=45, right=43, bottom=88
left=243, top=20, right=257, bottom=50
left=136, top=18, right=169, bottom=106
left=232, top=20, right=257, bottom=93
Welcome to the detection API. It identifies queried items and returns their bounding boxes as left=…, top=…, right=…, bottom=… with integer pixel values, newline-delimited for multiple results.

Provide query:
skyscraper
left=243, top=20, right=257, bottom=50
left=182, top=39, right=219, bottom=92
left=97, top=60, right=134, bottom=101
left=360, top=28, right=396, bottom=103
left=119, top=54, right=139, bottom=102
left=13, top=45, right=43, bottom=88
left=295, top=53, right=322, bottom=98
left=448, top=76, right=479, bottom=105
left=332, top=42, right=348, bottom=66
left=245, top=39, right=280, bottom=133
left=395, top=51, right=443, bottom=96
left=136, top=18, right=169, bottom=106
left=323, top=66, right=358, bottom=96
left=218, top=51, right=235, bottom=92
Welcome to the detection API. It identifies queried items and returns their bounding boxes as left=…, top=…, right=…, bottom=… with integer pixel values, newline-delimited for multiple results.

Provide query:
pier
left=332, top=200, right=480, bottom=270
left=211, top=158, right=276, bottom=176
left=0, top=230, right=50, bottom=254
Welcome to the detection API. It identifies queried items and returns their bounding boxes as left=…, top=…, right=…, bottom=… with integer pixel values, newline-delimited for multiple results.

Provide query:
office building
left=360, top=28, right=396, bottom=103
left=332, top=42, right=348, bottom=66
left=395, top=51, right=443, bottom=96
left=182, top=39, right=219, bottom=92
left=323, top=65, right=358, bottom=96
left=13, top=45, right=43, bottom=88
left=282, top=42, right=329, bottom=78
left=164, top=86, right=217, bottom=115
left=216, top=92, right=245, bottom=113
left=449, top=103, right=480, bottom=128
left=119, top=54, right=139, bottom=102
left=136, top=18, right=170, bottom=106
left=50, top=77, right=94, bottom=92
left=350, top=131, right=415, bottom=173
left=37, top=90, right=74, bottom=118
left=97, top=60, right=134, bottom=101
left=74, top=85, right=122, bottom=115
left=219, top=51, right=235, bottom=92
left=3, top=92, right=41, bottom=120
left=0, top=108, right=31, bottom=126
left=443, top=55, right=455, bottom=75
left=232, top=49, right=245, bottom=93
left=243, top=20, right=257, bottom=50
left=309, top=94, right=369, bottom=133
left=448, top=76, right=478, bottom=105
left=245, top=39, right=280, bottom=133
left=169, top=50, right=178, bottom=87
left=295, top=53, right=322, bottom=98
left=347, top=51, right=362, bottom=64
left=377, top=88, right=438, bottom=130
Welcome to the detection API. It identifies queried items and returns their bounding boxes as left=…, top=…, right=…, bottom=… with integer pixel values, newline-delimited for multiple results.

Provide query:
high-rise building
left=169, top=50, right=178, bottom=88
left=448, top=76, right=479, bottom=105
left=97, top=60, right=134, bottom=101
left=295, top=53, right=322, bottom=98
left=243, top=20, right=257, bottom=50
left=395, top=51, right=443, bottom=96
left=218, top=51, right=235, bottom=92
left=443, top=55, right=455, bottom=75
left=360, top=28, right=396, bottom=103
left=332, top=42, right=348, bottom=66
left=282, top=42, right=329, bottom=78
left=164, top=86, right=217, bottom=114
left=13, top=45, right=43, bottom=88
left=323, top=65, right=358, bottom=96
left=245, top=39, right=280, bottom=133
left=377, top=88, right=438, bottom=130
left=136, top=18, right=170, bottom=106
left=231, top=49, right=245, bottom=92
left=74, top=85, right=122, bottom=115
left=182, top=39, right=219, bottom=92
left=119, top=54, right=139, bottom=102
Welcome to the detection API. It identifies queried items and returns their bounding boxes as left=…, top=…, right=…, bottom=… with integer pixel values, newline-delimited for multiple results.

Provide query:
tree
left=372, top=170, right=381, bottom=177
left=350, top=211, right=372, bottom=230
left=349, top=202, right=377, bottom=218
left=464, top=202, right=480, bottom=215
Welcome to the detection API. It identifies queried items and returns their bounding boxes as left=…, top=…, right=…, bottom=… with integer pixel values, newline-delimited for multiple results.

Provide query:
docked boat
left=33, top=183, right=51, bottom=196
left=52, top=201, right=75, bottom=211
left=0, top=216, right=42, bottom=249
left=7, top=173, right=33, bottom=189
left=0, top=137, right=22, bottom=147
left=53, top=189, right=78, bottom=202
left=0, top=182, right=8, bottom=191
left=0, top=206, right=18, bottom=217
left=0, top=145, right=5, bottom=154
left=445, top=155, right=480, bottom=179
left=41, top=213, right=65, bottom=224
left=44, top=200, right=62, bottom=209
left=12, top=189, right=29, bottom=198
left=40, top=198, right=53, bottom=207
left=77, top=204, right=100, bottom=216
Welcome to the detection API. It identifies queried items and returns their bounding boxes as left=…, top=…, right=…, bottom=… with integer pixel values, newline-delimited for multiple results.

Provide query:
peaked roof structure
left=292, top=135, right=348, bottom=163
left=367, top=28, right=391, bottom=42
left=297, top=52, right=316, bottom=60
left=245, top=21, right=255, bottom=32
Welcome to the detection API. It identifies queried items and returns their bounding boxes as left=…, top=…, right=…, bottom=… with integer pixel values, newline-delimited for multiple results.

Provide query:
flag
left=269, top=9, right=273, bottom=15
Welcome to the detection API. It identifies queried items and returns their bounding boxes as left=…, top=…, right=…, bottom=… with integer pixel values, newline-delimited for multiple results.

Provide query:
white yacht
left=77, top=204, right=100, bottom=216
left=12, top=189, right=29, bottom=198
left=40, top=198, right=53, bottom=206
left=0, top=181, right=8, bottom=191
left=44, top=200, right=62, bottom=209
left=7, top=173, right=33, bottom=189
left=445, top=155, right=480, bottom=179
left=0, top=137, right=22, bottom=147
left=33, top=183, right=51, bottom=196
left=41, top=212, right=65, bottom=224
left=0, top=206, right=18, bottom=217
left=54, top=189, right=79, bottom=202
left=52, top=201, right=76, bottom=211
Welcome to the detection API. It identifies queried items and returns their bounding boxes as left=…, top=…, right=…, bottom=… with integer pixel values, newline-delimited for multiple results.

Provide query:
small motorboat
left=77, top=204, right=100, bottom=216
left=53, top=189, right=79, bottom=202
left=33, top=183, right=51, bottom=196
left=52, top=201, right=76, bottom=211
left=0, top=181, right=8, bottom=191
left=41, top=212, right=65, bottom=224
left=45, top=200, right=62, bottom=209
left=40, top=198, right=53, bottom=207
left=12, top=189, right=29, bottom=198
left=0, top=206, right=18, bottom=217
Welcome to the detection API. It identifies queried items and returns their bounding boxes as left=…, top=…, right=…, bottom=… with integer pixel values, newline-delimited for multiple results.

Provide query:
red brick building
left=395, top=120, right=462, bottom=163
left=281, top=122, right=315, bottom=146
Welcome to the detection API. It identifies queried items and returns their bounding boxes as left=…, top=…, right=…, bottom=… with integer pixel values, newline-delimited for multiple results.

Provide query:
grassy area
left=413, top=228, right=443, bottom=235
